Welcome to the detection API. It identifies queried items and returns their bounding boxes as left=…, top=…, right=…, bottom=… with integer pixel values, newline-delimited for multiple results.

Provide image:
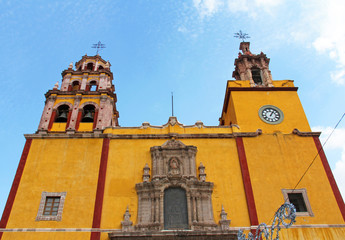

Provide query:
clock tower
left=219, top=41, right=311, bottom=134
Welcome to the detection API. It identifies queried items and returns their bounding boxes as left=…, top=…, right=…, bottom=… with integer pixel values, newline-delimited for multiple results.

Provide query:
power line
left=267, top=112, right=345, bottom=225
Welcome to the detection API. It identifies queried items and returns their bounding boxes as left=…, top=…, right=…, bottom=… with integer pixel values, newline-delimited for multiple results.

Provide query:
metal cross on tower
left=92, top=41, right=106, bottom=55
left=234, top=30, right=250, bottom=42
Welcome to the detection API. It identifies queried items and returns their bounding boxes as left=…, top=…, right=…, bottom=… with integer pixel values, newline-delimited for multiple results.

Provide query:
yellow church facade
left=0, top=42, right=344, bottom=240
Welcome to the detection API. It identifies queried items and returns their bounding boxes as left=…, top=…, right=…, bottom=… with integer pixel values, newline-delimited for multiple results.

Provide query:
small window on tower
left=251, top=68, right=262, bottom=85
left=36, top=192, right=66, bottom=221
left=98, top=65, right=104, bottom=70
left=89, top=81, right=97, bottom=91
left=72, top=81, right=80, bottom=91
left=281, top=189, right=314, bottom=217
left=87, top=62, right=94, bottom=71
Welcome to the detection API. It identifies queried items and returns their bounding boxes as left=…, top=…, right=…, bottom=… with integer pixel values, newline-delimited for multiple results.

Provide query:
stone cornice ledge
left=25, top=129, right=263, bottom=139
left=292, top=128, right=321, bottom=137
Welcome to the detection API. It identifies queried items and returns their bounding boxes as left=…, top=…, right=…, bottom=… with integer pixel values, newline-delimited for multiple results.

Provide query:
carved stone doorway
left=164, top=188, right=188, bottom=230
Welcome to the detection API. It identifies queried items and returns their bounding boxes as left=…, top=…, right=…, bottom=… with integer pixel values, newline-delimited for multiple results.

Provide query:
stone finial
left=121, top=206, right=133, bottom=232
left=68, top=62, right=73, bottom=69
left=198, top=162, right=206, bottom=182
left=143, top=163, right=150, bottom=182
left=195, top=120, right=204, bottom=129
left=239, top=42, right=251, bottom=55
left=219, top=205, right=231, bottom=230
left=53, top=81, right=59, bottom=90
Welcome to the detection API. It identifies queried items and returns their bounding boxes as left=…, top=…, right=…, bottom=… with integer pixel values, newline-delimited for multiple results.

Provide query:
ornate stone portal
left=135, top=139, right=217, bottom=231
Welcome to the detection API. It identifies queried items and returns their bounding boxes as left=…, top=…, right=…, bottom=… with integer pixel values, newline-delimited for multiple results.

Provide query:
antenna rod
left=171, top=92, right=174, bottom=116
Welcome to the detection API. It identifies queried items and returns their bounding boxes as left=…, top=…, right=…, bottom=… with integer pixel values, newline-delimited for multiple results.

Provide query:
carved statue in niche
left=135, top=139, right=218, bottom=232
left=168, top=157, right=180, bottom=175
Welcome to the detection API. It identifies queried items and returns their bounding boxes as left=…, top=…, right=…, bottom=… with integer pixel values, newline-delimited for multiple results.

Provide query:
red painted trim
left=85, top=85, right=90, bottom=91
left=65, top=110, right=72, bottom=129
left=68, top=85, right=72, bottom=91
left=228, top=87, right=298, bottom=92
left=0, top=139, right=32, bottom=239
left=48, top=110, right=56, bottom=131
left=75, top=111, right=82, bottom=131
left=90, top=138, right=110, bottom=240
left=93, top=111, right=99, bottom=129
left=313, top=136, right=345, bottom=221
left=236, top=137, right=259, bottom=226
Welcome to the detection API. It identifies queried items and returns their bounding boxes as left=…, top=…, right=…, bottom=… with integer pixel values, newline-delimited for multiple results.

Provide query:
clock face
left=259, top=105, right=284, bottom=124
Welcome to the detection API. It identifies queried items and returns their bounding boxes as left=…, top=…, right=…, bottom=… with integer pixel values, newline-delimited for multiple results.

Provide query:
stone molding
left=52, top=101, right=73, bottom=110
left=135, top=140, right=217, bottom=232
left=36, top=192, right=67, bottom=221
left=292, top=128, right=321, bottom=137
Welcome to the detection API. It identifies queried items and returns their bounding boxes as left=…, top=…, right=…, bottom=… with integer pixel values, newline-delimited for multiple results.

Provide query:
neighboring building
left=0, top=42, right=344, bottom=240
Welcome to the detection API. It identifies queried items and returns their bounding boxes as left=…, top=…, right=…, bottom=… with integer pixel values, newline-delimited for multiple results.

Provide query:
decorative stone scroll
left=135, top=139, right=217, bottom=231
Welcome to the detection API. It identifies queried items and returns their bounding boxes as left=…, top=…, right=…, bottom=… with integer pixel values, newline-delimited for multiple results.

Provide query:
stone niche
left=135, top=139, right=217, bottom=231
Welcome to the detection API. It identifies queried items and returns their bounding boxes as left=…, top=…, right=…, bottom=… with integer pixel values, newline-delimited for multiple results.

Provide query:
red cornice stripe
left=236, top=137, right=259, bottom=227
left=90, top=138, right=110, bottom=240
left=0, top=139, right=32, bottom=239
left=228, top=87, right=298, bottom=92
left=313, top=136, right=345, bottom=222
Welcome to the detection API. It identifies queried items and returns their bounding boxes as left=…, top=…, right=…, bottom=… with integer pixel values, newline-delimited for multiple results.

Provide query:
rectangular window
left=287, top=193, right=307, bottom=212
left=43, top=197, right=60, bottom=216
left=281, top=189, right=314, bottom=217
left=36, top=192, right=66, bottom=221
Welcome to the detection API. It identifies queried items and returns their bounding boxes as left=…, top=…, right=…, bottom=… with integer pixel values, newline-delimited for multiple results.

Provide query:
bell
left=55, top=111, right=68, bottom=123
left=82, top=111, right=94, bottom=122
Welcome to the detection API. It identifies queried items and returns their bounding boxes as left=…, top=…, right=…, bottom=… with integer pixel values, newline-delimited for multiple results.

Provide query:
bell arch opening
left=55, top=105, right=69, bottom=123
left=251, top=67, right=262, bottom=85
left=81, top=104, right=95, bottom=123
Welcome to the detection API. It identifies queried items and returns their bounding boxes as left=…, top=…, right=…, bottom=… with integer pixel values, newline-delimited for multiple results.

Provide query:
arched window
left=55, top=105, right=69, bottom=123
left=72, top=81, right=80, bottom=91
left=251, top=67, right=262, bottom=85
left=98, top=65, right=104, bottom=70
left=81, top=105, right=95, bottom=122
left=87, top=63, right=94, bottom=71
left=89, top=81, right=97, bottom=91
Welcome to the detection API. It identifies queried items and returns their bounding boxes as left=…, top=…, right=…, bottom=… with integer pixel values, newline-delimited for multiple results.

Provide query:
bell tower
left=37, top=54, right=119, bottom=134
left=220, top=42, right=311, bottom=133
left=232, top=42, right=273, bottom=87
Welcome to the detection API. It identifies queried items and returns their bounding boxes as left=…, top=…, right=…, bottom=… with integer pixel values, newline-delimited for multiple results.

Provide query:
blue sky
left=1, top=0, right=345, bottom=214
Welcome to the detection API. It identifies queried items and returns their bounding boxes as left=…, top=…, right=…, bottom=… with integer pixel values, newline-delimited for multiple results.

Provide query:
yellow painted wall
left=243, top=133, right=345, bottom=225
left=279, top=227, right=345, bottom=240
left=101, top=138, right=249, bottom=231
left=224, top=90, right=311, bottom=133
left=3, top=125, right=344, bottom=240
left=3, top=139, right=103, bottom=240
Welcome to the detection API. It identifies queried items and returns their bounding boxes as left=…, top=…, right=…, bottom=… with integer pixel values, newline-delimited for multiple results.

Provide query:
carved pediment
left=135, top=139, right=217, bottom=232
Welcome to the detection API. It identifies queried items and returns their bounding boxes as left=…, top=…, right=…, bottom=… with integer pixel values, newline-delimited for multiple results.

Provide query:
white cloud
left=309, top=0, right=345, bottom=85
left=312, top=126, right=345, bottom=199
left=193, top=0, right=223, bottom=18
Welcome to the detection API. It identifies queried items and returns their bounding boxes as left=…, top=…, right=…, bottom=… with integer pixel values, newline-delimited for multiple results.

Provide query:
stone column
left=98, top=74, right=107, bottom=90
left=37, top=95, right=56, bottom=133
left=80, top=75, right=88, bottom=90
left=95, top=95, right=113, bottom=131
left=61, top=75, right=71, bottom=91
left=66, top=95, right=82, bottom=133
